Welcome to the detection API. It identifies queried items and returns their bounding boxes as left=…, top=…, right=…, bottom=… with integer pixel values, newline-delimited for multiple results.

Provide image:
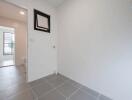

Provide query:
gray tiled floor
left=0, top=66, right=112, bottom=100
left=68, top=90, right=96, bottom=100
left=30, top=74, right=112, bottom=100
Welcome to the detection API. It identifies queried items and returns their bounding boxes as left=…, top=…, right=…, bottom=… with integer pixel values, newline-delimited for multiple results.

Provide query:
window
left=3, top=32, right=15, bottom=55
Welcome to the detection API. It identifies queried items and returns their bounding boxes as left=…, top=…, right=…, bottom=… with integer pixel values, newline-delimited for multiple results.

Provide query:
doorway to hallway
left=0, top=26, right=15, bottom=67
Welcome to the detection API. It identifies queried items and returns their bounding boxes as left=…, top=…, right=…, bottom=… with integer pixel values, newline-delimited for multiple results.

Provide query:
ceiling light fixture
left=19, top=11, right=25, bottom=15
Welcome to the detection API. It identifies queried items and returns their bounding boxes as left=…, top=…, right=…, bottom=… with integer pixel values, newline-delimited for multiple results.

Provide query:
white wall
left=0, top=27, right=14, bottom=63
left=5, top=0, right=58, bottom=82
left=0, top=17, right=27, bottom=66
left=57, top=0, right=132, bottom=100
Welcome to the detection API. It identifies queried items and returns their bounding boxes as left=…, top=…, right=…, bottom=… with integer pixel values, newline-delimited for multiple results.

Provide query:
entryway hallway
left=0, top=66, right=111, bottom=100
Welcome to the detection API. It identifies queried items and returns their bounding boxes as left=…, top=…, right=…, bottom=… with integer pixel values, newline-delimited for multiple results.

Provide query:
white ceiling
left=0, top=1, right=27, bottom=22
left=0, top=0, right=64, bottom=22
left=45, top=0, right=65, bottom=7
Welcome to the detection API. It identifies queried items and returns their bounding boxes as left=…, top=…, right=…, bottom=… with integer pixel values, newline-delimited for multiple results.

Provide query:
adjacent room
left=0, top=0, right=132, bottom=100
left=0, top=0, right=28, bottom=99
left=0, top=26, right=15, bottom=67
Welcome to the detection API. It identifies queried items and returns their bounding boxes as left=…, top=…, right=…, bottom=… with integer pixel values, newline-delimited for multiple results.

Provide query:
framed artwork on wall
left=34, top=9, right=50, bottom=33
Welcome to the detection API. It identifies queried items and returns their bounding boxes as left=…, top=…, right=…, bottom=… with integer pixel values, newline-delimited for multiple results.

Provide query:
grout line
left=59, top=74, right=104, bottom=100
left=56, top=89, right=67, bottom=98
left=28, top=74, right=67, bottom=99
left=29, top=74, right=105, bottom=100
left=47, top=80, right=68, bottom=99
left=44, top=76, right=66, bottom=89
left=37, top=74, right=71, bottom=99
left=46, top=76, right=67, bottom=89
left=29, top=73, right=58, bottom=89
left=66, top=84, right=82, bottom=100
left=38, top=82, right=66, bottom=99
left=45, top=74, right=82, bottom=99
left=29, top=76, right=100, bottom=100
left=49, top=75, right=81, bottom=99
left=37, top=78, right=67, bottom=99
left=30, top=86, right=38, bottom=100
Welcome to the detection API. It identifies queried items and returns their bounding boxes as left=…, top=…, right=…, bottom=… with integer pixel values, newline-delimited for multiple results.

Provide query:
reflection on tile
left=4, top=83, right=29, bottom=97
left=1, top=84, right=28, bottom=97
left=0, top=66, right=30, bottom=100
left=7, top=89, right=36, bottom=100
left=0, top=74, right=25, bottom=91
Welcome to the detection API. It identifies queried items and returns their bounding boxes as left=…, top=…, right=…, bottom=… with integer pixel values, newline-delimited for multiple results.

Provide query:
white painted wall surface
left=6, top=0, right=58, bottom=82
left=0, top=17, right=27, bottom=66
left=57, top=0, right=132, bottom=100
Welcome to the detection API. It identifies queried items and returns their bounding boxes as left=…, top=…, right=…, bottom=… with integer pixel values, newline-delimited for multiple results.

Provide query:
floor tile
left=32, top=81, right=53, bottom=97
left=99, top=95, right=112, bottom=100
left=66, top=78, right=82, bottom=88
left=48, top=77, right=65, bottom=88
left=45, top=74, right=59, bottom=81
left=38, top=89, right=66, bottom=100
left=80, top=86, right=99, bottom=98
left=46, top=74, right=66, bottom=88
left=29, top=77, right=48, bottom=88
left=57, top=82, right=78, bottom=97
left=69, top=90, right=96, bottom=100
left=57, top=73, right=70, bottom=81
left=7, top=89, right=37, bottom=100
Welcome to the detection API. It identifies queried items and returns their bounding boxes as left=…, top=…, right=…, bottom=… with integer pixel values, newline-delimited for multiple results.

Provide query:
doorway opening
left=0, top=26, right=15, bottom=67
left=0, top=0, right=28, bottom=81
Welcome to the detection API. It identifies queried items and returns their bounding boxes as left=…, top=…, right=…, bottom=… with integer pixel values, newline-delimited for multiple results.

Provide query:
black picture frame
left=34, top=9, right=50, bottom=33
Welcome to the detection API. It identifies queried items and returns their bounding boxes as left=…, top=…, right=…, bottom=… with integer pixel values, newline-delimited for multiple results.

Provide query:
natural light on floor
left=0, top=60, right=14, bottom=67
